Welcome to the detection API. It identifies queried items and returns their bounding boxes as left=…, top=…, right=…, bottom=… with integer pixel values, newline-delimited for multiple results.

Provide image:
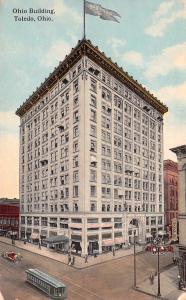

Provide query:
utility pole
left=133, top=232, right=137, bottom=288
left=157, top=245, right=161, bottom=297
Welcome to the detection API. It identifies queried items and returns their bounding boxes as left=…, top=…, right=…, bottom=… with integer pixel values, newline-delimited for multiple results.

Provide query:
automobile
left=165, top=245, right=174, bottom=252
left=145, top=244, right=154, bottom=252
left=145, top=244, right=174, bottom=253
left=1, top=251, right=22, bottom=262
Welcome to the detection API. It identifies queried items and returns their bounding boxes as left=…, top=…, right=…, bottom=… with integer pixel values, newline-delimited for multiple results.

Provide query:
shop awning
left=102, top=239, right=114, bottom=246
left=44, top=235, right=69, bottom=244
left=146, top=233, right=152, bottom=238
left=158, top=230, right=166, bottom=235
left=31, top=233, right=39, bottom=240
left=114, top=237, right=124, bottom=244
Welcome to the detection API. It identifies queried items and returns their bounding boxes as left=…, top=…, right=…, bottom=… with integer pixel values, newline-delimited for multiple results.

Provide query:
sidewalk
left=136, top=265, right=186, bottom=300
left=0, top=236, right=143, bottom=269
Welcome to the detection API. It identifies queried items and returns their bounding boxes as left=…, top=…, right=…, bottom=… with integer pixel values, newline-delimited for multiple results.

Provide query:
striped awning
left=146, top=233, right=152, bottom=238
left=158, top=230, right=166, bottom=235
left=102, top=239, right=114, bottom=246
left=114, top=237, right=124, bottom=244
left=31, top=233, right=39, bottom=240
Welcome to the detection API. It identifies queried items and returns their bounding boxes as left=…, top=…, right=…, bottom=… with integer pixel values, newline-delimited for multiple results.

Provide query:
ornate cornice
left=171, top=145, right=186, bottom=156
left=16, top=39, right=168, bottom=117
left=164, top=159, right=178, bottom=172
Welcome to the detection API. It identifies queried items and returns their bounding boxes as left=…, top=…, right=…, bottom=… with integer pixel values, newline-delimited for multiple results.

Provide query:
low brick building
left=0, top=198, right=19, bottom=238
left=164, top=160, right=178, bottom=238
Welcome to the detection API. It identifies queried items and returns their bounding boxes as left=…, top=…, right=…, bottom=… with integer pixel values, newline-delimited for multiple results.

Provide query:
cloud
left=43, top=40, right=72, bottom=68
left=107, top=37, right=126, bottom=58
left=145, top=1, right=186, bottom=37
left=122, top=51, right=144, bottom=67
left=0, top=111, right=19, bottom=198
left=145, top=42, right=186, bottom=79
left=107, top=38, right=144, bottom=68
left=155, top=81, right=186, bottom=104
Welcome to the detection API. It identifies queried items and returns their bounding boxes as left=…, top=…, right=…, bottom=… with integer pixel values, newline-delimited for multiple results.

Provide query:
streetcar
left=25, top=268, right=67, bottom=299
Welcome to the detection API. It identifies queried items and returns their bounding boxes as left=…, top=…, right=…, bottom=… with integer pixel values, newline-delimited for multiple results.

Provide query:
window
left=90, top=78, right=97, bottom=92
left=90, top=140, right=97, bottom=152
left=73, top=185, right=79, bottom=197
left=91, top=203, right=96, bottom=212
left=73, top=171, right=79, bottom=182
left=102, top=87, right=111, bottom=102
left=73, top=125, right=79, bottom=138
left=73, top=155, right=78, bottom=168
left=73, top=110, right=79, bottom=123
left=90, top=125, right=96, bottom=137
left=90, top=186, right=96, bottom=197
left=90, top=94, right=97, bottom=107
left=73, top=79, right=79, bottom=93
left=90, top=169, right=97, bottom=182
left=90, top=109, right=96, bottom=122
left=73, top=96, right=79, bottom=107
left=73, top=141, right=78, bottom=153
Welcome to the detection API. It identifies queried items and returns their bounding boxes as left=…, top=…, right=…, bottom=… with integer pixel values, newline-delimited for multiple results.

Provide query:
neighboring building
left=171, top=145, right=186, bottom=285
left=0, top=198, right=19, bottom=237
left=16, top=39, right=168, bottom=255
left=164, top=159, right=178, bottom=236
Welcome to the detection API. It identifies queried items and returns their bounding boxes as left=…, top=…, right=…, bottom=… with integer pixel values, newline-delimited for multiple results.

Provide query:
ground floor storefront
left=20, top=212, right=165, bottom=256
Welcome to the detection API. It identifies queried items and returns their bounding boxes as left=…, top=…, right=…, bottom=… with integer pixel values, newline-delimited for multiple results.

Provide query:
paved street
left=0, top=240, right=175, bottom=300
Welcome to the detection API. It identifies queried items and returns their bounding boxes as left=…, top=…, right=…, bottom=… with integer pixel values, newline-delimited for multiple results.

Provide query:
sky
left=0, top=0, right=186, bottom=198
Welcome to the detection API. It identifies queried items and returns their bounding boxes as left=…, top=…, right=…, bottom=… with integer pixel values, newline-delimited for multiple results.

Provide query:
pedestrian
left=85, top=254, right=88, bottom=263
left=172, top=257, right=176, bottom=265
left=72, top=256, right=75, bottom=265
left=67, top=253, right=71, bottom=265
left=149, top=273, right=154, bottom=285
left=24, top=238, right=26, bottom=245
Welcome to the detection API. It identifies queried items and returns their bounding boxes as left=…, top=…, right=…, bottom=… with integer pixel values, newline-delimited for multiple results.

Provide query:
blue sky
left=0, top=0, right=186, bottom=197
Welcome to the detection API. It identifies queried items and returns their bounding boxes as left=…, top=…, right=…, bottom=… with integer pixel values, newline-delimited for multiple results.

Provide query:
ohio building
left=16, top=39, right=168, bottom=255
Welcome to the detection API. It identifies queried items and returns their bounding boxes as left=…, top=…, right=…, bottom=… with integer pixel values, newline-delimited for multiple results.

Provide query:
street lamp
left=152, top=237, right=163, bottom=297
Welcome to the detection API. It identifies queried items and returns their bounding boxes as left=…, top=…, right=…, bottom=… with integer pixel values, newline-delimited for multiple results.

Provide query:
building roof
left=170, top=145, right=186, bottom=155
left=0, top=198, right=19, bottom=206
left=16, top=39, right=168, bottom=117
left=164, top=159, right=178, bottom=171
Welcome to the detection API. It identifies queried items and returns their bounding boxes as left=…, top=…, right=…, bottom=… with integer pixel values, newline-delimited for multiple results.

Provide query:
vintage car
left=1, top=251, right=22, bottom=262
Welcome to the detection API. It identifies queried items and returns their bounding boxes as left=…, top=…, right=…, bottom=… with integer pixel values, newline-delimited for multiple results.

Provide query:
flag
left=85, top=1, right=121, bottom=23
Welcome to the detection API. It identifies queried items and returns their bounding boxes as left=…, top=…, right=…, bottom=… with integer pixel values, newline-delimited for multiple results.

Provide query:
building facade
left=171, top=145, right=186, bottom=284
left=164, top=160, right=178, bottom=236
left=0, top=198, right=19, bottom=237
left=16, top=39, right=168, bottom=255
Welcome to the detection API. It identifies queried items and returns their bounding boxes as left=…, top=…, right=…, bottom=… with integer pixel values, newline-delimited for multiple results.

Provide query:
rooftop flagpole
left=83, top=0, right=86, bottom=39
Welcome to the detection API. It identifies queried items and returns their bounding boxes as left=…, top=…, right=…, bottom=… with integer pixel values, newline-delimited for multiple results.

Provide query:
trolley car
left=25, top=268, right=67, bottom=299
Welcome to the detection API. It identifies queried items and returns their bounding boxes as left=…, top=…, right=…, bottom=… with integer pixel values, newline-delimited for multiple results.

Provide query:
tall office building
left=16, top=39, right=168, bottom=255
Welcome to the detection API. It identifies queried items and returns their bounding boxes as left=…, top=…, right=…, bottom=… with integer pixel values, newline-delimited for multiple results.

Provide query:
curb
left=134, top=287, right=169, bottom=300
left=0, top=239, right=143, bottom=270
left=0, top=239, right=79, bottom=270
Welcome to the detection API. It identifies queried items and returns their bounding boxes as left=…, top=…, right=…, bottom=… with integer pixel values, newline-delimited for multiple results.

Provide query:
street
left=0, top=241, right=173, bottom=300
